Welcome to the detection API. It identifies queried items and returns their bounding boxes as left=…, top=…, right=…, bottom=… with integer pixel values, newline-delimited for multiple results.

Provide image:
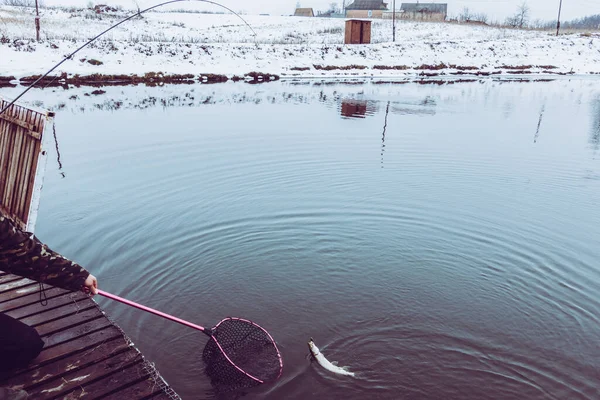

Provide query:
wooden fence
left=0, top=98, right=53, bottom=232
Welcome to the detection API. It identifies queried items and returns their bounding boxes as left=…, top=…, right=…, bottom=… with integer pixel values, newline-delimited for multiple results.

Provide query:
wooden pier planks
left=0, top=273, right=181, bottom=400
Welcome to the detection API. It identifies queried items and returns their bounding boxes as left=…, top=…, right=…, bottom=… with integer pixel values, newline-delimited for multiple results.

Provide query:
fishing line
left=40, top=74, right=61, bottom=90
left=0, top=0, right=256, bottom=115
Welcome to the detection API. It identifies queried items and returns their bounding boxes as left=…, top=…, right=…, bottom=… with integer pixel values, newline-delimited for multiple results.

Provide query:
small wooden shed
left=344, top=19, right=371, bottom=44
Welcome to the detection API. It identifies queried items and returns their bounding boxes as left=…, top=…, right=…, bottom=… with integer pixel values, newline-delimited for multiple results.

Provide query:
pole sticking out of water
left=392, top=0, right=396, bottom=42
left=556, top=0, right=563, bottom=36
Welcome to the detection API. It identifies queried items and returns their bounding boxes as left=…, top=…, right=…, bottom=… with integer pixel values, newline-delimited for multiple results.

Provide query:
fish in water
left=307, top=338, right=355, bottom=377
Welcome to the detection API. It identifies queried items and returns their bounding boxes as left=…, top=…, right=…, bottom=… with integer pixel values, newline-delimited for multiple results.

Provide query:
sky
left=41, top=0, right=598, bottom=22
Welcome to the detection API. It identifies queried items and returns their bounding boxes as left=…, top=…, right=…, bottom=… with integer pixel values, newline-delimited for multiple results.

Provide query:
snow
left=1, top=6, right=599, bottom=79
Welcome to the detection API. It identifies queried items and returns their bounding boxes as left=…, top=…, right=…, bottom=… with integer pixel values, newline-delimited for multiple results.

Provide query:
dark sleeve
left=0, top=216, right=90, bottom=292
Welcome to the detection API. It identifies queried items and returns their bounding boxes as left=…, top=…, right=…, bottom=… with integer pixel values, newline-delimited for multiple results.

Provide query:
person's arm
left=0, top=216, right=98, bottom=294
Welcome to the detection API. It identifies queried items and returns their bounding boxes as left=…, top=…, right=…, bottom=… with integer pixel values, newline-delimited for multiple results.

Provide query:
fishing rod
left=0, top=0, right=256, bottom=116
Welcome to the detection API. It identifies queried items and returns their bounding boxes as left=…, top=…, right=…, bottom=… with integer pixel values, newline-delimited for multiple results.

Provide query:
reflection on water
left=51, top=122, right=66, bottom=178
left=340, top=99, right=378, bottom=119
left=591, top=95, right=600, bottom=151
left=381, top=101, right=390, bottom=168
left=1, top=78, right=569, bottom=116
left=534, top=104, right=545, bottom=144
left=2, top=77, right=600, bottom=400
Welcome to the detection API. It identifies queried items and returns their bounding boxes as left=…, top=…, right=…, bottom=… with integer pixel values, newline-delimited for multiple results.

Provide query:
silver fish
left=308, top=338, right=355, bottom=377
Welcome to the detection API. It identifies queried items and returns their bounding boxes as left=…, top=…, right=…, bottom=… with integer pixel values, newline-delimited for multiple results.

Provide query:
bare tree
left=505, top=1, right=530, bottom=28
left=328, top=2, right=340, bottom=13
left=474, top=13, right=488, bottom=23
left=0, top=0, right=41, bottom=7
left=516, top=1, right=530, bottom=28
left=459, top=7, right=472, bottom=22
left=504, top=15, right=518, bottom=28
left=131, top=0, right=143, bottom=18
left=530, top=18, right=548, bottom=29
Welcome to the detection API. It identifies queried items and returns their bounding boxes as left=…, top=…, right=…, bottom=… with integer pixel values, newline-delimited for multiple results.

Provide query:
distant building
left=316, top=10, right=334, bottom=17
left=345, top=0, right=388, bottom=19
left=316, top=10, right=345, bottom=18
left=294, top=7, right=315, bottom=17
left=399, top=3, right=448, bottom=21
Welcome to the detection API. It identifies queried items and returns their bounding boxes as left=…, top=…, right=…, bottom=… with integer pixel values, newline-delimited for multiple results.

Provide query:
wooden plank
left=4, top=123, right=24, bottom=211
left=0, top=277, right=36, bottom=295
left=4, top=291, right=88, bottom=320
left=0, top=271, right=180, bottom=399
left=34, top=111, right=43, bottom=133
left=9, top=102, right=19, bottom=121
left=1, top=339, right=131, bottom=389
left=65, top=360, right=150, bottom=399
left=0, top=111, right=42, bottom=139
left=344, top=20, right=351, bottom=44
left=30, top=326, right=123, bottom=368
left=364, top=21, right=371, bottom=44
left=23, top=135, right=36, bottom=222
left=35, top=306, right=104, bottom=336
left=351, top=21, right=359, bottom=44
left=12, top=125, right=29, bottom=221
left=0, top=282, right=46, bottom=303
left=19, top=299, right=94, bottom=327
left=15, top=108, right=28, bottom=217
left=0, top=273, right=25, bottom=284
left=43, top=317, right=113, bottom=348
left=28, top=350, right=143, bottom=400
left=0, top=115, right=8, bottom=192
left=147, top=392, right=176, bottom=400
left=101, top=372, right=162, bottom=400
left=0, top=286, right=69, bottom=311
left=0, top=121, right=16, bottom=204
left=15, top=134, right=33, bottom=222
left=23, top=132, right=41, bottom=225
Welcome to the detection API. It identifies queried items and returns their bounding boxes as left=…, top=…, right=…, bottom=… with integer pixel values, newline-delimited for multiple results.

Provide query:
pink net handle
left=97, top=289, right=208, bottom=333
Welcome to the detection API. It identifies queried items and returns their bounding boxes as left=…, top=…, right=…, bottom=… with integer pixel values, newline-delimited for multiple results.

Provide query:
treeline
left=537, top=14, right=600, bottom=30
left=454, top=2, right=599, bottom=31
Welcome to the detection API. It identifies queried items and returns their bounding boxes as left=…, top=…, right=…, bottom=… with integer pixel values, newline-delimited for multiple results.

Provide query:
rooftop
left=345, top=0, right=389, bottom=11
left=400, top=3, right=448, bottom=13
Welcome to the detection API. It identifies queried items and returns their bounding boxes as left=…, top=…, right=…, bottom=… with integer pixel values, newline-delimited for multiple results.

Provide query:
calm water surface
left=5, top=78, right=600, bottom=399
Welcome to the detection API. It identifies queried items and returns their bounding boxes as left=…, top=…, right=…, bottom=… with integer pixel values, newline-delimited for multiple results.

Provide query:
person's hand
left=84, top=274, right=98, bottom=296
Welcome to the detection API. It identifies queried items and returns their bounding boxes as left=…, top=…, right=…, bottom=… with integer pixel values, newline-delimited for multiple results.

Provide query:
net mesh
left=202, top=318, right=282, bottom=389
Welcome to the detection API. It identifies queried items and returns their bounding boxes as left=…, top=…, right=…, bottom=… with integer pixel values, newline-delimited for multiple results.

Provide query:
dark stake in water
left=7, top=78, right=600, bottom=399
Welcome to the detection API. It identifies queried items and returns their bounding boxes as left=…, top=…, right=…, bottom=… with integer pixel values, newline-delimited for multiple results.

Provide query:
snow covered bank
left=1, top=6, right=599, bottom=80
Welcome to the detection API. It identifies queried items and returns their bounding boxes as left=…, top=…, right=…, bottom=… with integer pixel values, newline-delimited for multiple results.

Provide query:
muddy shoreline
left=0, top=64, right=588, bottom=88
left=0, top=71, right=281, bottom=88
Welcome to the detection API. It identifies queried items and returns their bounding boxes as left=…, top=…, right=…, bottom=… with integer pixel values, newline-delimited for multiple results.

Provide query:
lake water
left=5, top=77, right=600, bottom=399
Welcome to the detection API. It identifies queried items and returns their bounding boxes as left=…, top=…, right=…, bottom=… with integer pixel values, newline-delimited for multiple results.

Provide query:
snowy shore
left=1, top=6, right=599, bottom=82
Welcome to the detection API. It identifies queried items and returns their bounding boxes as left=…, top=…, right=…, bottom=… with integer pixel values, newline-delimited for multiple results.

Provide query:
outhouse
left=344, top=19, right=371, bottom=44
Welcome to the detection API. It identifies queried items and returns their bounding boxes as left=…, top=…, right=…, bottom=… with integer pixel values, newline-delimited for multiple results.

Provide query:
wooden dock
left=0, top=271, right=181, bottom=400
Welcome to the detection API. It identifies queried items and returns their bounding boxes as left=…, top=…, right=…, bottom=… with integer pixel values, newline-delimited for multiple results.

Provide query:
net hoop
left=210, top=317, right=283, bottom=384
